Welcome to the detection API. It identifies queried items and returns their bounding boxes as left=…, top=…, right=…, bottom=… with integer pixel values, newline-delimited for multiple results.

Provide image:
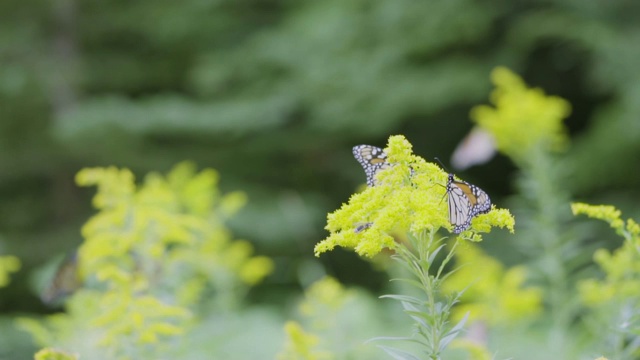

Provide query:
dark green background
left=1, top=0, right=640, bottom=357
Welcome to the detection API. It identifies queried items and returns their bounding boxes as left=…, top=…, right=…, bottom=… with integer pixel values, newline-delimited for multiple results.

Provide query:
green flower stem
left=390, top=229, right=460, bottom=359
left=518, top=148, right=574, bottom=351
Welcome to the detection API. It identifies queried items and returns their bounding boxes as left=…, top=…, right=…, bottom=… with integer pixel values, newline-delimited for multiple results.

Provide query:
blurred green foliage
left=2, top=0, right=640, bottom=359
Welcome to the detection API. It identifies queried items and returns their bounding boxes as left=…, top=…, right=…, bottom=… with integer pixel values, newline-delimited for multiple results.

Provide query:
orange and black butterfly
left=446, top=174, right=491, bottom=233
left=352, top=145, right=392, bottom=187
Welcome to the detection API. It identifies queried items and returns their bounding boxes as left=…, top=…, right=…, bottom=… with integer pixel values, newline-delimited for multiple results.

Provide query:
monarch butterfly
left=352, top=145, right=391, bottom=187
left=447, top=173, right=491, bottom=233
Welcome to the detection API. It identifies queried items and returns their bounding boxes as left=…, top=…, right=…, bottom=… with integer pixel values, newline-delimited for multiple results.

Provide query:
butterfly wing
left=447, top=177, right=474, bottom=233
left=470, top=185, right=491, bottom=216
left=447, top=174, right=491, bottom=233
left=352, top=145, right=391, bottom=186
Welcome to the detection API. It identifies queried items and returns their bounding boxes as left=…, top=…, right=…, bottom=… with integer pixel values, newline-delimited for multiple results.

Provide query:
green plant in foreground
left=278, top=277, right=347, bottom=360
left=278, top=276, right=389, bottom=360
left=442, top=242, right=543, bottom=326
left=471, top=66, right=580, bottom=356
left=315, top=135, right=514, bottom=359
left=18, top=162, right=274, bottom=359
left=441, top=242, right=542, bottom=359
left=573, top=203, right=640, bottom=359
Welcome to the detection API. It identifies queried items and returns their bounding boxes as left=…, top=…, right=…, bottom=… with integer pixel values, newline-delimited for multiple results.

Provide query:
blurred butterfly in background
left=446, top=173, right=491, bottom=233
left=40, top=250, right=82, bottom=306
left=450, top=127, right=497, bottom=171
left=352, top=145, right=392, bottom=187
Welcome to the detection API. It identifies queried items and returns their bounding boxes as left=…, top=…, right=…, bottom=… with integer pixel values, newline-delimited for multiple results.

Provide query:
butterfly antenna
left=433, top=157, right=449, bottom=173
left=432, top=157, right=450, bottom=204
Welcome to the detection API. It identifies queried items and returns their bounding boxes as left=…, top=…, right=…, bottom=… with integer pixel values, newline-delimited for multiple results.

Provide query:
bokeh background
left=2, top=0, right=640, bottom=358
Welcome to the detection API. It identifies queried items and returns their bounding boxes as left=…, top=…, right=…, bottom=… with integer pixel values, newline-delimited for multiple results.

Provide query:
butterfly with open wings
left=446, top=173, right=491, bottom=233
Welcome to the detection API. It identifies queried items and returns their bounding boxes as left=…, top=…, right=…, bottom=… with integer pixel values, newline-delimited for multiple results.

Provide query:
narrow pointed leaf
left=400, top=302, right=435, bottom=327
left=388, top=277, right=427, bottom=291
left=366, top=336, right=413, bottom=343
left=428, top=244, right=447, bottom=264
left=380, top=294, right=423, bottom=304
left=440, top=312, right=470, bottom=348
left=377, top=345, right=422, bottom=360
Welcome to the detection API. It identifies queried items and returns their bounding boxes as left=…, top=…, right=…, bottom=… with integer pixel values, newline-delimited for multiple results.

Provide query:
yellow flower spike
left=499, top=266, right=543, bottom=321
left=316, top=135, right=514, bottom=258
left=578, top=279, right=615, bottom=306
left=300, top=277, right=348, bottom=316
left=574, top=203, right=640, bottom=307
left=471, top=67, right=571, bottom=162
left=627, top=218, right=640, bottom=237
left=298, top=277, right=354, bottom=335
left=20, top=162, right=272, bottom=359
left=325, top=135, right=513, bottom=358
left=572, top=202, right=640, bottom=245
left=571, top=203, right=622, bottom=225
left=278, top=321, right=332, bottom=360
left=76, top=167, right=136, bottom=209
left=468, top=208, right=515, bottom=235
left=137, top=174, right=178, bottom=210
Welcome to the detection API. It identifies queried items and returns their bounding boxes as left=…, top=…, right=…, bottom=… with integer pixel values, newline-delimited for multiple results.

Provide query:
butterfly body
left=447, top=173, right=491, bottom=233
left=352, top=145, right=391, bottom=187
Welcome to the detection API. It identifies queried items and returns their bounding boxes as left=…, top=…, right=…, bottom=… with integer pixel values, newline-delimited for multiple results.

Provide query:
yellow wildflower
left=471, top=67, right=571, bottom=161
left=443, top=242, right=542, bottom=325
left=300, top=277, right=349, bottom=316
left=573, top=203, right=640, bottom=306
left=315, top=135, right=514, bottom=258
left=278, top=321, right=332, bottom=360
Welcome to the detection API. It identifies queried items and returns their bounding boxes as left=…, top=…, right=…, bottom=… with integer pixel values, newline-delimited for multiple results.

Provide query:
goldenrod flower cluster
left=572, top=203, right=640, bottom=306
left=19, top=162, right=274, bottom=357
left=315, top=135, right=514, bottom=258
left=471, top=67, right=571, bottom=161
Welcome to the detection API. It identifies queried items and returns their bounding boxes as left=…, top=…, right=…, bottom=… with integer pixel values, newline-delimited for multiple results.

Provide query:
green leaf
left=440, top=312, right=470, bottom=349
left=377, top=345, right=422, bottom=360
left=379, top=294, right=424, bottom=305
